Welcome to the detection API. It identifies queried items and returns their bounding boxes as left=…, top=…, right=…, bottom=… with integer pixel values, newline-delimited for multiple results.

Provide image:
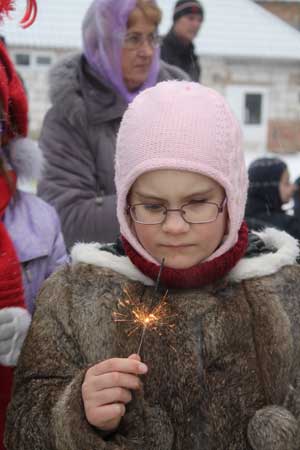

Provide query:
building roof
left=2, top=0, right=300, bottom=60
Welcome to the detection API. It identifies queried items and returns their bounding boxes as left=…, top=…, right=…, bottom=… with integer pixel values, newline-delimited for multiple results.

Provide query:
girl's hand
left=82, top=354, right=148, bottom=431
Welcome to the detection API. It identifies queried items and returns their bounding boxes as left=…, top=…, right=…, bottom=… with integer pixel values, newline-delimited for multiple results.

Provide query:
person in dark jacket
left=293, top=176, right=300, bottom=221
left=37, top=0, right=189, bottom=250
left=245, top=157, right=300, bottom=240
left=161, top=0, right=204, bottom=82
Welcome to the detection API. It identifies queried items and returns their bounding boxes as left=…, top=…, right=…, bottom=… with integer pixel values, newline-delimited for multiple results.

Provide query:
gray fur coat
left=37, top=54, right=189, bottom=249
left=5, top=228, right=300, bottom=450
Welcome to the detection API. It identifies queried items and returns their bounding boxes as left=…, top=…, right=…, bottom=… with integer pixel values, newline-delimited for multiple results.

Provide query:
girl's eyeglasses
left=127, top=198, right=227, bottom=225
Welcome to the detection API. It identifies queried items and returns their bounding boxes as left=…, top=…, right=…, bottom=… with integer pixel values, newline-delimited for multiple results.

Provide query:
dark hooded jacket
left=37, top=54, right=189, bottom=249
left=245, top=158, right=300, bottom=240
left=5, top=228, right=300, bottom=450
left=161, top=29, right=201, bottom=82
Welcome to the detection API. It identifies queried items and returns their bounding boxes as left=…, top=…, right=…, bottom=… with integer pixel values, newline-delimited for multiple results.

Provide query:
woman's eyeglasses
left=122, top=32, right=161, bottom=51
left=127, top=198, right=227, bottom=225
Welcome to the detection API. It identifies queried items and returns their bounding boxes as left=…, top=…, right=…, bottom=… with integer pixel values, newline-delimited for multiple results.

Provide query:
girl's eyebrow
left=133, top=188, right=216, bottom=202
left=182, top=188, right=215, bottom=200
left=133, top=191, right=165, bottom=201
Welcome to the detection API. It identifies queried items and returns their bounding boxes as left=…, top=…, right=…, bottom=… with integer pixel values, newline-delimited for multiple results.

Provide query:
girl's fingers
left=128, top=354, right=141, bottom=361
left=90, top=357, right=147, bottom=377
left=86, top=403, right=126, bottom=429
left=85, top=386, right=132, bottom=406
left=83, top=371, right=141, bottom=396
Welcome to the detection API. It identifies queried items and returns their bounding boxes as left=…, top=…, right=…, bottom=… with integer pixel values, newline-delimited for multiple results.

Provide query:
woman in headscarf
left=38, top=0, right=189, bottom=250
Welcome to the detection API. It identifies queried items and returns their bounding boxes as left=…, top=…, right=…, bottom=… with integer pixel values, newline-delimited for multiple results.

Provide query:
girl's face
left=128, top=170, right=228, bottom=269
left=279, top=169, right=295, bottom=204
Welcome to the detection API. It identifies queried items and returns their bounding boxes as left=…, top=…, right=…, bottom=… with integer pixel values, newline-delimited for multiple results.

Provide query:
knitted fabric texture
left=0, top=172, right=25, bottom=309
left=115, top=81, right=248, bottom=265
left=0, top=41, right=28, bottom=143
left=173, top=0, right=204, bottom=22
left=0, top=0, right=37, bottom=27
left=122, top=221, right=248, bottom=289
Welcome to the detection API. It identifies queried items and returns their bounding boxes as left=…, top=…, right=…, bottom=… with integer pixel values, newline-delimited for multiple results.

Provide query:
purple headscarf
left=82, top=0, right=160, bottom=104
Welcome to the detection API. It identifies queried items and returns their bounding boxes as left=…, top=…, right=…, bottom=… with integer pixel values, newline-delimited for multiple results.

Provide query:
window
left=15, top=53, right=30, bottom=66
left=244, top=93, right=262, bottom=125
left=36, top=55, right=52, bottom=66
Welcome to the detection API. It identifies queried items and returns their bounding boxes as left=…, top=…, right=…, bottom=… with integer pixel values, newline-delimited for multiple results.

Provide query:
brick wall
left=268, top=119, right=300, bottom=153
left=256, top=1, right=300, bottom=30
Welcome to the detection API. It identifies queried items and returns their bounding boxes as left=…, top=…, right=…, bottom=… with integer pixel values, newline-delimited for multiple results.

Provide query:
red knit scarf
left=122, top=221, right=249, bottom=289
left=0, top=172, right=25, bottom=309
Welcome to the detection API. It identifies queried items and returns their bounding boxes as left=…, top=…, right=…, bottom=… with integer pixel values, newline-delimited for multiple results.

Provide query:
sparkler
left=113, top=258, right=176, bottom=354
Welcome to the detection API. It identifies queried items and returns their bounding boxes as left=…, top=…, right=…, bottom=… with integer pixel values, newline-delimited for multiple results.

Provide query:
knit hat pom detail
left=0, top=0, right=37, bottom=27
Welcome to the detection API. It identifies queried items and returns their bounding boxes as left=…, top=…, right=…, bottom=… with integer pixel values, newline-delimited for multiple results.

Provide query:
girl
left=5, top=81, right=300, bottom=450
left=245, top=157, right=300, bottom=240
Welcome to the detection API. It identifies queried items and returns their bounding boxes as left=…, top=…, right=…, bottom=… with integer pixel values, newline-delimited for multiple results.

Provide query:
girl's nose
left=161, top=211, right=190, bottom=234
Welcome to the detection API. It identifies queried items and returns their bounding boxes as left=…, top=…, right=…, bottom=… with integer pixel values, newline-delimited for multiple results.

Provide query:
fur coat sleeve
left=4, top=265, right=173, bottom=450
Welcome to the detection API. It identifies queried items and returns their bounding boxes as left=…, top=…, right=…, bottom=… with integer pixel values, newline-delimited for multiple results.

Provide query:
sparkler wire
left=137, top=257, right=166, bottom=354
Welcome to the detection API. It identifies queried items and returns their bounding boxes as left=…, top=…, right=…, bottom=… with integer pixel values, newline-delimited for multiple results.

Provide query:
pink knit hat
left=115, top=81, right=248, bottom=264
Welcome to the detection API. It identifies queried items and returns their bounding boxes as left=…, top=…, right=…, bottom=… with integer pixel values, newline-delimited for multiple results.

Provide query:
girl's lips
left=160, top=244, right=194, bottom=248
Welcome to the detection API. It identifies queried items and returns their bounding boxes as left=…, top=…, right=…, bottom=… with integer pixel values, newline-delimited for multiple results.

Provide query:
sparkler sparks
left=113, top=287, right=176, bottom=355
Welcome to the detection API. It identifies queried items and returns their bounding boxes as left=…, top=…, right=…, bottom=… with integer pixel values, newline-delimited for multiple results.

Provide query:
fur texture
left=71, top=228, right=298, bottom=285
left=6, top=137, right=43, bottom=180
left=229, top=228, right=299, bottom=282
left=71, top=242, right=154, bottom=286
left=5, top=259, right=300, bottom=450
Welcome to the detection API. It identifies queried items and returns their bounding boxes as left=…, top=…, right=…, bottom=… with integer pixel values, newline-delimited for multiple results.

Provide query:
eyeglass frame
left=127, top=197, right=227, bottom=225
left=122, top=31, right=161, bottom=51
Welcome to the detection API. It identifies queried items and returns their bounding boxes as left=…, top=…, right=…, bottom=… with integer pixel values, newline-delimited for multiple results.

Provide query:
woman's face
left=279, top=169, right=295, bottom=204
left=121, top=10, right=156, bottom=92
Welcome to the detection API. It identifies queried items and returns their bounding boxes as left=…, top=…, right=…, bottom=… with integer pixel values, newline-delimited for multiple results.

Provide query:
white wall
left=201, top=56, right=300, bottom=151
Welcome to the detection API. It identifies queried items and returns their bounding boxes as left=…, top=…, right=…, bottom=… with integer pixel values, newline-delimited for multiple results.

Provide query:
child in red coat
left=0, top=1, right=37, bottom=448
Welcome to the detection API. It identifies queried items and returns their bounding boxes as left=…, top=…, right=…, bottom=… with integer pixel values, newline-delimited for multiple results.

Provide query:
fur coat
left=5, top=228, right=300, bottom=450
